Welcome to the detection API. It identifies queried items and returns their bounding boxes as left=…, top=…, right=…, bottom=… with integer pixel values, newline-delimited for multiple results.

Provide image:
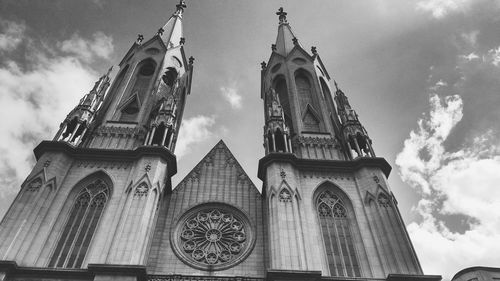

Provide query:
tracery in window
left=49, top=178, right=110, bottom=268
left=172, top=203, right=255, bottom=271
left=134, top=182, right=149, bottom=197
left=317, top=189, right=361, bottom=277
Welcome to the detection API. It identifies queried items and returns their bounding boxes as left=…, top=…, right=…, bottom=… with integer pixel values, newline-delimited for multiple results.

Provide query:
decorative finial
left=271, top=44, right=276, bottom=51
left=137, top=34, right=144, bottom=44
left=292, top=37, right=298, bottom=45
left=176, top=0, right=187, bottom=12
left=157, top=27, right=164, bottom=36
left=334, top=80, right=339, bottom=91
left=276, top=7, right=287, bottom=24
left=189, top=56, right=195, bottom=64
left=311, top=46, right=317, bottom=55
left=180, top=37, right=185, bottom=45
left=261, top=61, right=267, bottom=70
left=106, top=66, right=113, bottom=76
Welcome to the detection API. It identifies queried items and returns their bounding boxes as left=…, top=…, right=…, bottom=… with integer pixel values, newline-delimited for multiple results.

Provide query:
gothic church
left=0, top=2, right=445, bottom=281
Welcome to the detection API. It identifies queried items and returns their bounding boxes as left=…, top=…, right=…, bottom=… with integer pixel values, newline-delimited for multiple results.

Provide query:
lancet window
left=316, top=190, right=361, bottom=277
left=273, top=77, right=294, bottom=136
left=295, top=73, right=313, bottom=111
left=119, top=60, right=156, bottom=121
left=48, top=178, right=110, bottom=268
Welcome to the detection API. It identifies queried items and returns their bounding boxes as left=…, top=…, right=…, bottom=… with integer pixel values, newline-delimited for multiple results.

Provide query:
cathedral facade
left=0, top=2, right=445, bottom=281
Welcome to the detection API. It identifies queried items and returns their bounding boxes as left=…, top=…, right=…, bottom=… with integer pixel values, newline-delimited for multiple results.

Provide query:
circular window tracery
left=172, top=203, right=255, bottom=271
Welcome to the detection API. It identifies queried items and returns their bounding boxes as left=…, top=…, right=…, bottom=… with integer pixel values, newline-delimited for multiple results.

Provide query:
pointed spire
left=157, top=0, right=186, bottom=49
left=274, top=7, right=301, bottom=56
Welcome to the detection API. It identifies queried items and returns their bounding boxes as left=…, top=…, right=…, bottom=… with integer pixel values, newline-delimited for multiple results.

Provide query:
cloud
left=59, top=31, right=114, bottom=62
left=175, top=115, right=216, bottom=158
left=396, top=92, right=500, bottom=279
left=0, top=19, right=26, bottom=52
left=0, top=20, right=113, bottom=217
left=486, top=46, right=500, bottom=66
left=220, top=85, right=242, bottom=109
left=416, top=0, right=475, bottom=18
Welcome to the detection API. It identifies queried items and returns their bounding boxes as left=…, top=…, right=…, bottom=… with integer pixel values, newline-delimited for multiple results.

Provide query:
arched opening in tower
left=162, top=67, right=178, bottom=87
left=267, top=130, right=274, bottom=152
left=274, top=128, right=287, bottom=152
left=62, top=117, right=79, bottom=141
left=151, top=123, right=167, bottom=146
left=273, top=77, right=294, bottom=137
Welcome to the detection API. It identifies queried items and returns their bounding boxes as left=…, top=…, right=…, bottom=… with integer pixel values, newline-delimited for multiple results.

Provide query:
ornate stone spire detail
left=264, top=87, right=292, bottom=154
left=334, top=81, right=376, bottom=159
left=274, top=7, right=301, bottom=57
left=155, top=0, right=186, bottom=49
left=276, top=7, right=287, bottom=24
left=54, top=67, right=112, bottom=146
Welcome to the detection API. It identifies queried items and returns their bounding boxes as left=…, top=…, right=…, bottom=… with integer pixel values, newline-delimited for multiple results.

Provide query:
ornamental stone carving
left=27, top=178, right=43, bottom=192
left=172, top=203, right=255, bottom=271
left=377, top=193, right=391, bottom=208
left=279, top=189, right=292, bottom=202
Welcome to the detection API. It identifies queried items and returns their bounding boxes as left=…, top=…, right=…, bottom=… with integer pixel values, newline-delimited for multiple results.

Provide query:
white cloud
left=396, top=93, right=500, bottom=279
left=486, top=46, right=500, bottom=66
left=220, top=86, right=242, bottom=109
left=0, top=19, right=26, bottom=52
left=59, top=31, right=114, bottom=62
left=0, top=21, right=113, bottom=217
left=461, top=52, right=479, bottom=61
left=396, top=92, right=463, bottom=194
left=416, top=0, right=474, bottom=18
left=175, top=115, right=216, bottom=158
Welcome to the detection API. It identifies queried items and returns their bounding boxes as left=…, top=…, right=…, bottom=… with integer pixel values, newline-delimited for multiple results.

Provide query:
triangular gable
left=174, top=140, right=260, bottom=195
left=285, top=45, right=314, bottom=63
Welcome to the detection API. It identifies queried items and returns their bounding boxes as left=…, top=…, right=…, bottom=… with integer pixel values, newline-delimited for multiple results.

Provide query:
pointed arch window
left=119, top=60, right=156, bottom=121
left=49, top=179, right=110, bottom=268
left=317, top=190, right=361, bottom=277
left=295, top=73, right=313, bottom=111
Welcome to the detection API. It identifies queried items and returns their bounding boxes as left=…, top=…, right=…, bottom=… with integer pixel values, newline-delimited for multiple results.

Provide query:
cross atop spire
left=175, top=0, right=187, bottom=15
left=276, top=7, right=287, bottom=24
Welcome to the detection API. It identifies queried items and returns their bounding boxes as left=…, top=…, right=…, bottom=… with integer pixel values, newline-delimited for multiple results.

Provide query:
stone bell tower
left=259, top=7, right=438, bottom=281
left=0, top=1, right=193, bottom=280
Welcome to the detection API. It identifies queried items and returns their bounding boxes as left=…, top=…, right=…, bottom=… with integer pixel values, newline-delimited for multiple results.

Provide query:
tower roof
left=158, top=0, right=186, bottom=49
left=274, top=7, right=302, bottom=57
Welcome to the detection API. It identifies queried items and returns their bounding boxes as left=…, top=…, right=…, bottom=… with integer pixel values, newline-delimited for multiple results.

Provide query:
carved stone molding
left=75, top=160, right=130, bottom=170
left=94, top=125, right=146, bottom=139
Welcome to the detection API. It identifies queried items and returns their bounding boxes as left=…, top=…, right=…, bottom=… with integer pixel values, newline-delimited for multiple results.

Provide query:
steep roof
left=173, top=140, right=260, bottom=195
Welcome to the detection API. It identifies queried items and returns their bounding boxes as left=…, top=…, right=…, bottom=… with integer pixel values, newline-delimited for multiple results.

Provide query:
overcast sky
left=1, top=0, right=500, bottom=279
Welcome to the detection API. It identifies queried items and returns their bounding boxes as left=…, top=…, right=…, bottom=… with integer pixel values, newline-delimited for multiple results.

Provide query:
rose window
left=173, top=204, right=254, bottom=270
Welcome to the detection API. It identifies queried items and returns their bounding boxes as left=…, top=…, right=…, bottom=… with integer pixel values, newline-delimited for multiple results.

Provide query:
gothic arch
left=48, top=171, right=113, bottom=268
left=272, top=75, right=294, bottom=136
left=313, top=181, right=362, bottom=277
left=119, top=58, right=157, bottom=121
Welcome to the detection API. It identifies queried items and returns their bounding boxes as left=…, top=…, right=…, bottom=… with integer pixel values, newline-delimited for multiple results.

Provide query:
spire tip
left=276, top=7, right=287, bottom=24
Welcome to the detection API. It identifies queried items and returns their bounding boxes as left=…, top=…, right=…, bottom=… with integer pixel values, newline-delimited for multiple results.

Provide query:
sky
left=0, top=0, right=500, bottom=279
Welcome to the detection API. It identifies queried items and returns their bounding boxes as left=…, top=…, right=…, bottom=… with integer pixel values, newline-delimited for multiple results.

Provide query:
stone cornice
left=258, top=153, right=392, bottom=181
left=33, top=140, right=177, bottom=177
